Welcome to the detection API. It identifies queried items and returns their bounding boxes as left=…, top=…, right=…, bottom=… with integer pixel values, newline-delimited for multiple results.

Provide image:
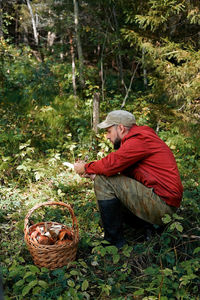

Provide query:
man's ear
left=118, top=124, right=126, bottom=133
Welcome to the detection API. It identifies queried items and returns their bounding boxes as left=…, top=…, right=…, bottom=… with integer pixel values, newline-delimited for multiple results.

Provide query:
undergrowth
left=0, top=98, right=200, bottom=299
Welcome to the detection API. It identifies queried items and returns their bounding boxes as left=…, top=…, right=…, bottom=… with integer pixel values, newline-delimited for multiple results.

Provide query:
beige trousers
left=94, top=174, right=176, bottom=225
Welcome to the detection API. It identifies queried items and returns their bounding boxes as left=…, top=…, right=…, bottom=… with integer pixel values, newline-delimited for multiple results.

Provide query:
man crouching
left=74, top=110, right=183, bottom=248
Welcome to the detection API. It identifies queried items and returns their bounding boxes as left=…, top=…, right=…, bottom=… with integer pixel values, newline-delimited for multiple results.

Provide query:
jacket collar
left=121, top=124, right=138, bottom=144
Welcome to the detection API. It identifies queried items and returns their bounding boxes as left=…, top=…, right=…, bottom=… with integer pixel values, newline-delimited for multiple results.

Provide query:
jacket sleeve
left=85, top=135, right=149, bottom=176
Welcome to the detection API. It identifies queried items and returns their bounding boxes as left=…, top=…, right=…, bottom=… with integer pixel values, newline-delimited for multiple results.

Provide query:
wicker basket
left=24, top=201, right=79, bottom=270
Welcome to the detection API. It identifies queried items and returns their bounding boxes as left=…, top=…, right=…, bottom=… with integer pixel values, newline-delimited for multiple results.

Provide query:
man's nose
left=106, top=136, right=111, bottom=142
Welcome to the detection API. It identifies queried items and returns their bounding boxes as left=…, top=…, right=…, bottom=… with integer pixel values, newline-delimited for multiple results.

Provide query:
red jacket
left=85, top=125, right=183, bottom=207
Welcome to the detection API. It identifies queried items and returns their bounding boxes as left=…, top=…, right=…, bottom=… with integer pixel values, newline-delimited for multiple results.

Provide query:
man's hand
left=83, top=173, right=96, bottom=181
left=74, top=162, right=96, bottom=180
left=74, top=162, right=86, bottom=175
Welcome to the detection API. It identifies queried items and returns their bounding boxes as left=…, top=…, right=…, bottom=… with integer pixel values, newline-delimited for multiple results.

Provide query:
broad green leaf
left=41, top=267, right=49, bottom=273
left=18, top=257, right=25, bottom=263
left=15, top=279, right=25, bottom=287
left=23, top=271, right=35, bottom=279
left=170, top=223, right=176, bottom=230
left=134, top=288, right=144, bottom=296
left=170, top=222, right=183, bottom=232
left=27, top=265, right=40, bottom=274
left=38, top=280, right=48, bottom=289
left=67, top=279, right=75, bottom=287
left=113, top=254, right=120, bottom=264
left=22, top=280, right=37, bottom=296
left=99, top=247, right=107, bottom=257
left=162, top=214, right=171, bottom=224
left=81, top=279, right=89, bottom=291
left=102, top=284, right=111, bottom=296
left=172, top=213, right=184, bottom=220
left=175, top=223, right=183, bottom=232
left=70, top=270, right=79, bottom=276
left=27, top=280, right=38, bottom=289
left=82, top=292, right=90, bottom=300
left=32, top=286, right=41, bottom=295
left=122, top=246, right=132, bottom=257
left=193, top=247, right=200, bottom=254
left=106, top=246, right=118, bottom=255
left=22, top=285, right=32, bottom=297
left=79, top=260, right=88, bottom=269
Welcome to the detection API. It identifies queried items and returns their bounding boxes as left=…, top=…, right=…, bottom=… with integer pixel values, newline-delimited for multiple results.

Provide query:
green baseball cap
left=97, top=110, right=136, bottom=129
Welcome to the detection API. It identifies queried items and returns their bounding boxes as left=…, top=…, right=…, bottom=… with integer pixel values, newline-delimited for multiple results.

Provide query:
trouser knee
left=94, top=175, right=115, bottom=200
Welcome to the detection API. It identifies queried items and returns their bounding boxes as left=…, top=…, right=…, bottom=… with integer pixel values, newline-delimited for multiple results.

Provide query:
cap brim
left=97, top=121, right=115, bottom=129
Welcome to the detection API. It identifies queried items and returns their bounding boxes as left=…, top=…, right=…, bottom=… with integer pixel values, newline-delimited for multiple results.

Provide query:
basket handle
left=24, top=201, right=78, bottom=235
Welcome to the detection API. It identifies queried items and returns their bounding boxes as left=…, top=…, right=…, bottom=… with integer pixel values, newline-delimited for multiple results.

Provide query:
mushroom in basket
left=56, top=228, right=73, bottom=245
left=30, top=225, right=54, bottom=245
left=29, top=223, right=73, bottom=245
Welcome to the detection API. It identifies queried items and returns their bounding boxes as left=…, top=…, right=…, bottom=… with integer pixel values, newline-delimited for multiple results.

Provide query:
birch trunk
left=93, top=93, right=100, bottom=133
left=26, top=0, right=39, bottom=46
left=0, top=0, right=3, bottom=38
left=73, top=0, right=84, bottom=87
left=69, top=32, right=77, bottom=96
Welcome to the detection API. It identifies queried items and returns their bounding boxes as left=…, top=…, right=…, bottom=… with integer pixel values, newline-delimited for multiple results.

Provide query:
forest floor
left=1, top=104, right=200, bottom=300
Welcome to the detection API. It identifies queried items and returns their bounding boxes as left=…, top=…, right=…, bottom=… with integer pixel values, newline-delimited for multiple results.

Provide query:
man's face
left=106, top=125, right=121, bottom=150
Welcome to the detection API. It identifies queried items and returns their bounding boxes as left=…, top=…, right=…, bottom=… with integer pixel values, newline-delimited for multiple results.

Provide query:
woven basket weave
left=24, top=201, right=79, bottom=270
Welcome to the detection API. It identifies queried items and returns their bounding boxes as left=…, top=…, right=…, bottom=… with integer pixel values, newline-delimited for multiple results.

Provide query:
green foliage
left=1, top=133, right=199, bottom=299
left=121, top=0, right=200, bottom=121
left=0, top=0, right=200, bottom=299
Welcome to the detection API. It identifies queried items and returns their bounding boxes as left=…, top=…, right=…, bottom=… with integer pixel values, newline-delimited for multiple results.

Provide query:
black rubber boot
left=121, top=203, right=149, bottom=229
left=98, top=198, right=126, bottom=249
left=121, top=204, right=165, bottom=240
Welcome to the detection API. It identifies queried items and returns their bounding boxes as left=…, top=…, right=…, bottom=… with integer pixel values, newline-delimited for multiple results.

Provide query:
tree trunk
left=26, top=0, right=39, bottom=46
left=100, top=58, right=105, bottom=102
left=0, top=0, right=3, bottom=38
left=15, top=4, right=19, bottom=44
left=142, top=47, right=147, bottom=87
left=121, top=62, right=140, bottom=108
left=93, top=93, right=100, bottom=133
left=112, top=6, right=127, bottom=93
left=100, top=29, right=108, bottom=102
left=73, top=0, right=84, bottom=87
left=47, top=31, right=56, bottom=47
left=69, top=32, right=77, bottom=97
left=22, top=23, right=29, bottom=45
left=0, top=0, right=4, bottom=89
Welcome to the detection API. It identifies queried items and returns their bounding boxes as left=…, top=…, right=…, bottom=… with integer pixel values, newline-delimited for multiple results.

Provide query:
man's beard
left=113, top=137, right=121, bottom=150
